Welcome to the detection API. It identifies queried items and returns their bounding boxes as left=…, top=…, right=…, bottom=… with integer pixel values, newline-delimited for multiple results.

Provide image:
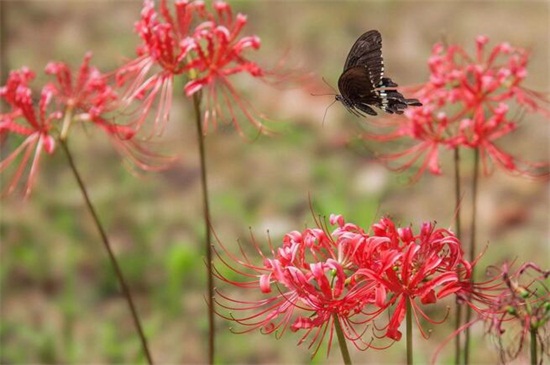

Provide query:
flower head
left=215, top=214, right=471, bottom=356
left=214, top=215, right=377, bottom=357
left=356, top=218, right=468, bottom=341
left=366, top=36, right=550, bottom=180
left=183, top=3, right=267, bottom=134
left=116, top=0, right=202, bottom=135
left=480, top=262, right=550, bottom=363
left=45, top=53, right=168, bottom=171
left=433, top=261, right=549, bottom=364
left=118, top=0, right=283, bottom=137
left=0, top=68, right=60, bottom=196
left=1, top=55, right=171, bottom=197
left=45, top=52, right=135, bottom=140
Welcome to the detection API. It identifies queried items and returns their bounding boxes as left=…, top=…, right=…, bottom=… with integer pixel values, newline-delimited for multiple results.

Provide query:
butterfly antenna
left=310, top=77, right=338, bottom=97
left=322, top=77, right=338, bottom=94
left=321, top=99, right=338, bottom=126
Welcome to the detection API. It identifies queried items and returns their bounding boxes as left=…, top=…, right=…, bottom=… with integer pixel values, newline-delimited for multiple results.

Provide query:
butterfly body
left=336, top=30, right=421, bottom=117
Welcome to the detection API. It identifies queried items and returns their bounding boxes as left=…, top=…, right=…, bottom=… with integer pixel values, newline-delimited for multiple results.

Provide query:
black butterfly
left=336, top=30, right=421, bottom=117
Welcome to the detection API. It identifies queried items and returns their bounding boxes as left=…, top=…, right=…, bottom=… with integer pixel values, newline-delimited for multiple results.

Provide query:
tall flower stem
left=453, top=147, right=463, bottom=365
left=191, top=91, right=215, bottom=364
left=406, top=298, right=413, bottom=365
left=59, top=140, right=153, bottom=365
left=464, top=147, right=480, bottom=365
left=530, top=327, right=538, bottom=365
left=453, top=147, right=463, bottom=247
left=333, top=314, right=352, bottom=365
left=61, top=237, right=77, bottom=362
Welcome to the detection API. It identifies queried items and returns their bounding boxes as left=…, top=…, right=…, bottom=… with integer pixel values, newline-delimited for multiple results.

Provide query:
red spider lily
left=213, top=216, right=382, bottom=358
left=183, top=2, right=268, bottom=134
left=1, top=55, right=172, bottom=197
left=116, top=0, right=201, bottom=135
left=356, top=218, right=469, bottom=341
left=432, top=261, right=549, bottom=364
left=46, top=52, right=135, bottom=140
left=366, top=35, right=550, bottom=180
left=214, top=213, right=472, bottom=356
left=0, top=68, right=60, bottom=197
left=480, top=262, right=550, bottom=363
left=46, top=53, right=169, bottom=171
left=118, top=0, right=279, bottom=137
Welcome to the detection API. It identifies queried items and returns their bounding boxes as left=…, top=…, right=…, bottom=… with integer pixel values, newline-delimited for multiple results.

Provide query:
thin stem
left=191, top=91, right=215, bottom=364
left=62, top=237, right=77, bottom=362
left=464, top=147, right=480, bottom=365
left=333, top=314, right=352, bottom=365
left=60, top=140, right=153, bottom=365
left=530, top=327, right=538, bottom=365
left=453, top=147, right=463, bottom=365
left=453, top=147, right=463, bottom=250
left=406, top=297, right=413, bottom=365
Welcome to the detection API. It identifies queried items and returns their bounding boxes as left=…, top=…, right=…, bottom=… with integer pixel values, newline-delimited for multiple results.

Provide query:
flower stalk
left=530, top=327, right=537, bottom=365
left=453, top=147, right=463, bottom=365
left=464, top=147, right=480, bottom=364
left=59, top=139, right=153, bottom=365
left=59, top=105, right=74, bottom=142
left=333, top=313, right=352, bottom=365
left=406, top=297, right=413, bottom=365
left=191, top=90, right=215, bottom=364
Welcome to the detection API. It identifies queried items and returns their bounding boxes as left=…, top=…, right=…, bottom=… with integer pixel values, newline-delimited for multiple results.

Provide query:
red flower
left=480, top=262, right=550, bottom=363
left=183, top=2, right=268, bottom=134
left=45, top=52, right=135, bottom=140
left=432, top=261, right=549, bottom=364
left=0, top=68, right=60, bottom=196
left=46, top=53, right=168, bottom=171
left=1, top=55, right=171, bottom=197
left=366, top=36, right=550, bottom=180
left=356, top=219, right=468, bottom=341
left=215, top=213, right=471, bottom=356
left=214, top=215, right=380, bottom=357
left=116, top=0, right=201, bottom=135
left=118, top=0, right=288, bottom=137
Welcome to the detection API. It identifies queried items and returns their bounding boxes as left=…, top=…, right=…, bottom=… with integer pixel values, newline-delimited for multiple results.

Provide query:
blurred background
left=1, top=1, right=548, bottom=364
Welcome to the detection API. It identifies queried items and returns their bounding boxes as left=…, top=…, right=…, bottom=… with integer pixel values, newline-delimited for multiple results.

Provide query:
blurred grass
left=1, top=1, right=549, bottom=364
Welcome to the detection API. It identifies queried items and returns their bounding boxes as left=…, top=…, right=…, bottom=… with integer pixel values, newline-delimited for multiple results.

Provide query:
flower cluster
left=366, top=35, right=549, bottom=180
left=45, top=52, right=135, bottom=140
left=0, top=54, right=136, bottom=196
left=480, top=262, right=550, bottom=363
left=214, top=214, right=473, bottom=356
left=117, top=0, right=274, bottom=136
left=0, top=68, right=60, bottom=196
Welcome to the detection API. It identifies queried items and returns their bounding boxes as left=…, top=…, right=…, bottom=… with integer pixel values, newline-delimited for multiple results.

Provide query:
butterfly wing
left=337, top=66, right=379, bottom=116
left=342, top=30, right=384, bottom=87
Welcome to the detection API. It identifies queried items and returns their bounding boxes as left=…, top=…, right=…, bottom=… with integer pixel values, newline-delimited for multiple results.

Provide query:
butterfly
left=336, top=30, right=422, bottom=117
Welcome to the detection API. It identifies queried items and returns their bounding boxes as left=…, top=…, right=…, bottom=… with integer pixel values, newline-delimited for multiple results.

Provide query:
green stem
left=191, top=92, right=215, bottom=364
left=453, top=148, right=463, bottom=242
left=333, top=314, right=352, bottom=365
left=464, top=147, right=480, bottom=365
left=60, top=140, right=153, bottom=365
left=406, top=298, right=413, bottom=365
left=453, top=148, right=463, bottom=365
left=62, top=236, right=77, bottom=362
left=530, top=327, right=538, bottom=365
